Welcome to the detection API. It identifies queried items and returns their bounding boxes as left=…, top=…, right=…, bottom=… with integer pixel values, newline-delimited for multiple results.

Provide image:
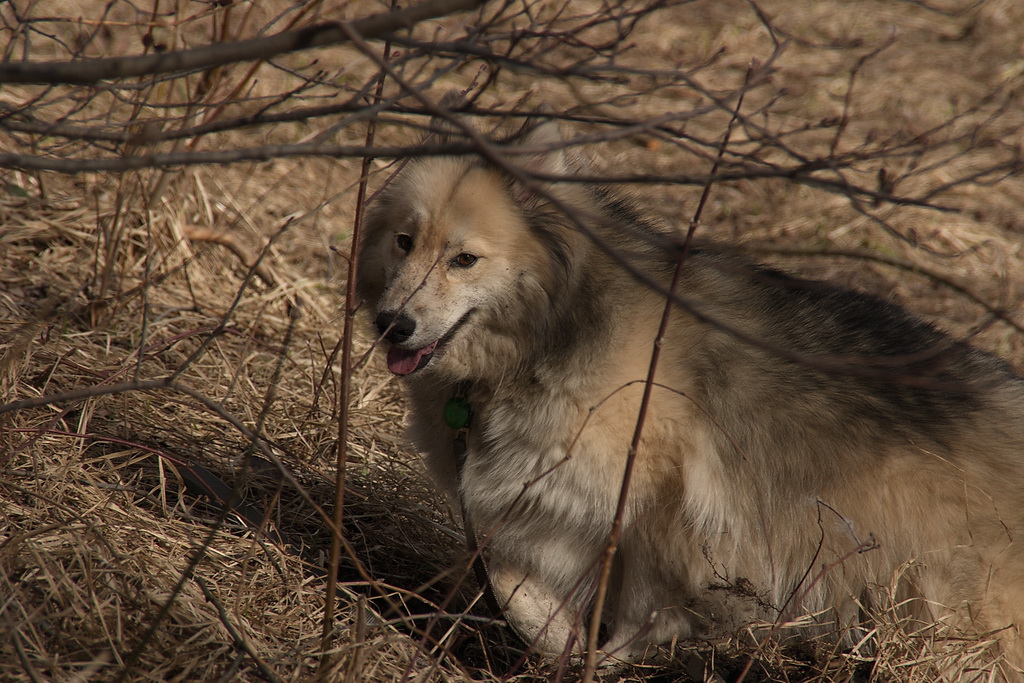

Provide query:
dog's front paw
left=488, top=561, right=584, bottom=659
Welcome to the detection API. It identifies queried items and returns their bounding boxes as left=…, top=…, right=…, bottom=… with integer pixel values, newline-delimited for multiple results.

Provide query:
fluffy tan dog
left=357, top=107, right=1024, bottom=677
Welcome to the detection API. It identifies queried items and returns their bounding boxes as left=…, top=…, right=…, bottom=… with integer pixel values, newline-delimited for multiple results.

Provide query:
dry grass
left=3, top=0, right=1024, bottom=680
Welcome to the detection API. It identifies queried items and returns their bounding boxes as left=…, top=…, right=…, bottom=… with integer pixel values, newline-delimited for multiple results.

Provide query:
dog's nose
left=375, top=311, right=416, bottom=344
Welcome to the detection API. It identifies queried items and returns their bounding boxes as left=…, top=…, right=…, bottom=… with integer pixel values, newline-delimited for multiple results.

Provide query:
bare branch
left=0, top=0, right=486, bottom=85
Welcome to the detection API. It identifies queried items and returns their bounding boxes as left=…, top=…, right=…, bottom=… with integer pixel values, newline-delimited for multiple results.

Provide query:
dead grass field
left=3, top=0, right=1024, bottom=680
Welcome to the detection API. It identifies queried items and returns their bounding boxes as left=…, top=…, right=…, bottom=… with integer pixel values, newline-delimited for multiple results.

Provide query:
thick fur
left=356, top=115, right=1024, bottom=676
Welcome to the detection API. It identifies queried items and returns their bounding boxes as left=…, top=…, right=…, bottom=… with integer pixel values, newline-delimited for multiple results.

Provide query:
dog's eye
left=395, top=234, right=413, bottom=253
left=453, top=253, right=478, bottom=268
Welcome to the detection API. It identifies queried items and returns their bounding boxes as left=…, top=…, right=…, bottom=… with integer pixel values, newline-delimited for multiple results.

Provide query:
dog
left=356, top=103, right=1024, bottom=677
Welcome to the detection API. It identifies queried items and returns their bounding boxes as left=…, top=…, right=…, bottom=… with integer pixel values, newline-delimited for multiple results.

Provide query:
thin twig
left=580, top=60, right=755, bottom=683
left=319, top=13, right=394, bottom=668
left=195, top=575, right=282, bottom=683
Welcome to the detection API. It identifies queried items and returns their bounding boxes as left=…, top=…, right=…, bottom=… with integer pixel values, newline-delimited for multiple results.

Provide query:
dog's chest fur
left=445, top=337, right=713, bottom=574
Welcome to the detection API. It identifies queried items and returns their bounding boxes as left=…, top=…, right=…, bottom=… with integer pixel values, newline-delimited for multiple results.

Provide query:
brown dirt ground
left=2, top=0, right=1024, bottom=680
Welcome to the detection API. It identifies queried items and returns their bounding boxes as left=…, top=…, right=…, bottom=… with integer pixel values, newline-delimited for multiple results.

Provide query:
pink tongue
left=386, top=340, right=439, bottom=375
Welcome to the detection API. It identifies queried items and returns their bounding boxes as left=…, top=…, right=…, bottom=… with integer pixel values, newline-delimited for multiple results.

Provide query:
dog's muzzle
left=374, top=308, right=475, bottom=376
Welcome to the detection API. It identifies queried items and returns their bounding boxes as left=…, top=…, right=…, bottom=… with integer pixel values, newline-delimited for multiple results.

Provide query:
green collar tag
left=444, top=396, right=471, bottom=430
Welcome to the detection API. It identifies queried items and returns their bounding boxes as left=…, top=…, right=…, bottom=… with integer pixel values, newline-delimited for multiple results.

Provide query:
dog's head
left=356, top=99, right=589, bottom=380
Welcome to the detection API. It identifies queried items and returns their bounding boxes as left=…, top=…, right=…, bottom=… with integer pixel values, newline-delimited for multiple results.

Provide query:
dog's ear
left=424, top=89, right=468, bottom=144
left=515, top=115, right=570, bottom=177
left=507, top=113, right=576, bottom=204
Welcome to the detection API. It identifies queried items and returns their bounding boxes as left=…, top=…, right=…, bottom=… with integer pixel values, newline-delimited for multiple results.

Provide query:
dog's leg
left=602, top=596, right=696, bottom=664
left=488, top=559, right=584, bottom=658
left=594, top=533, right=699, bottom=663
